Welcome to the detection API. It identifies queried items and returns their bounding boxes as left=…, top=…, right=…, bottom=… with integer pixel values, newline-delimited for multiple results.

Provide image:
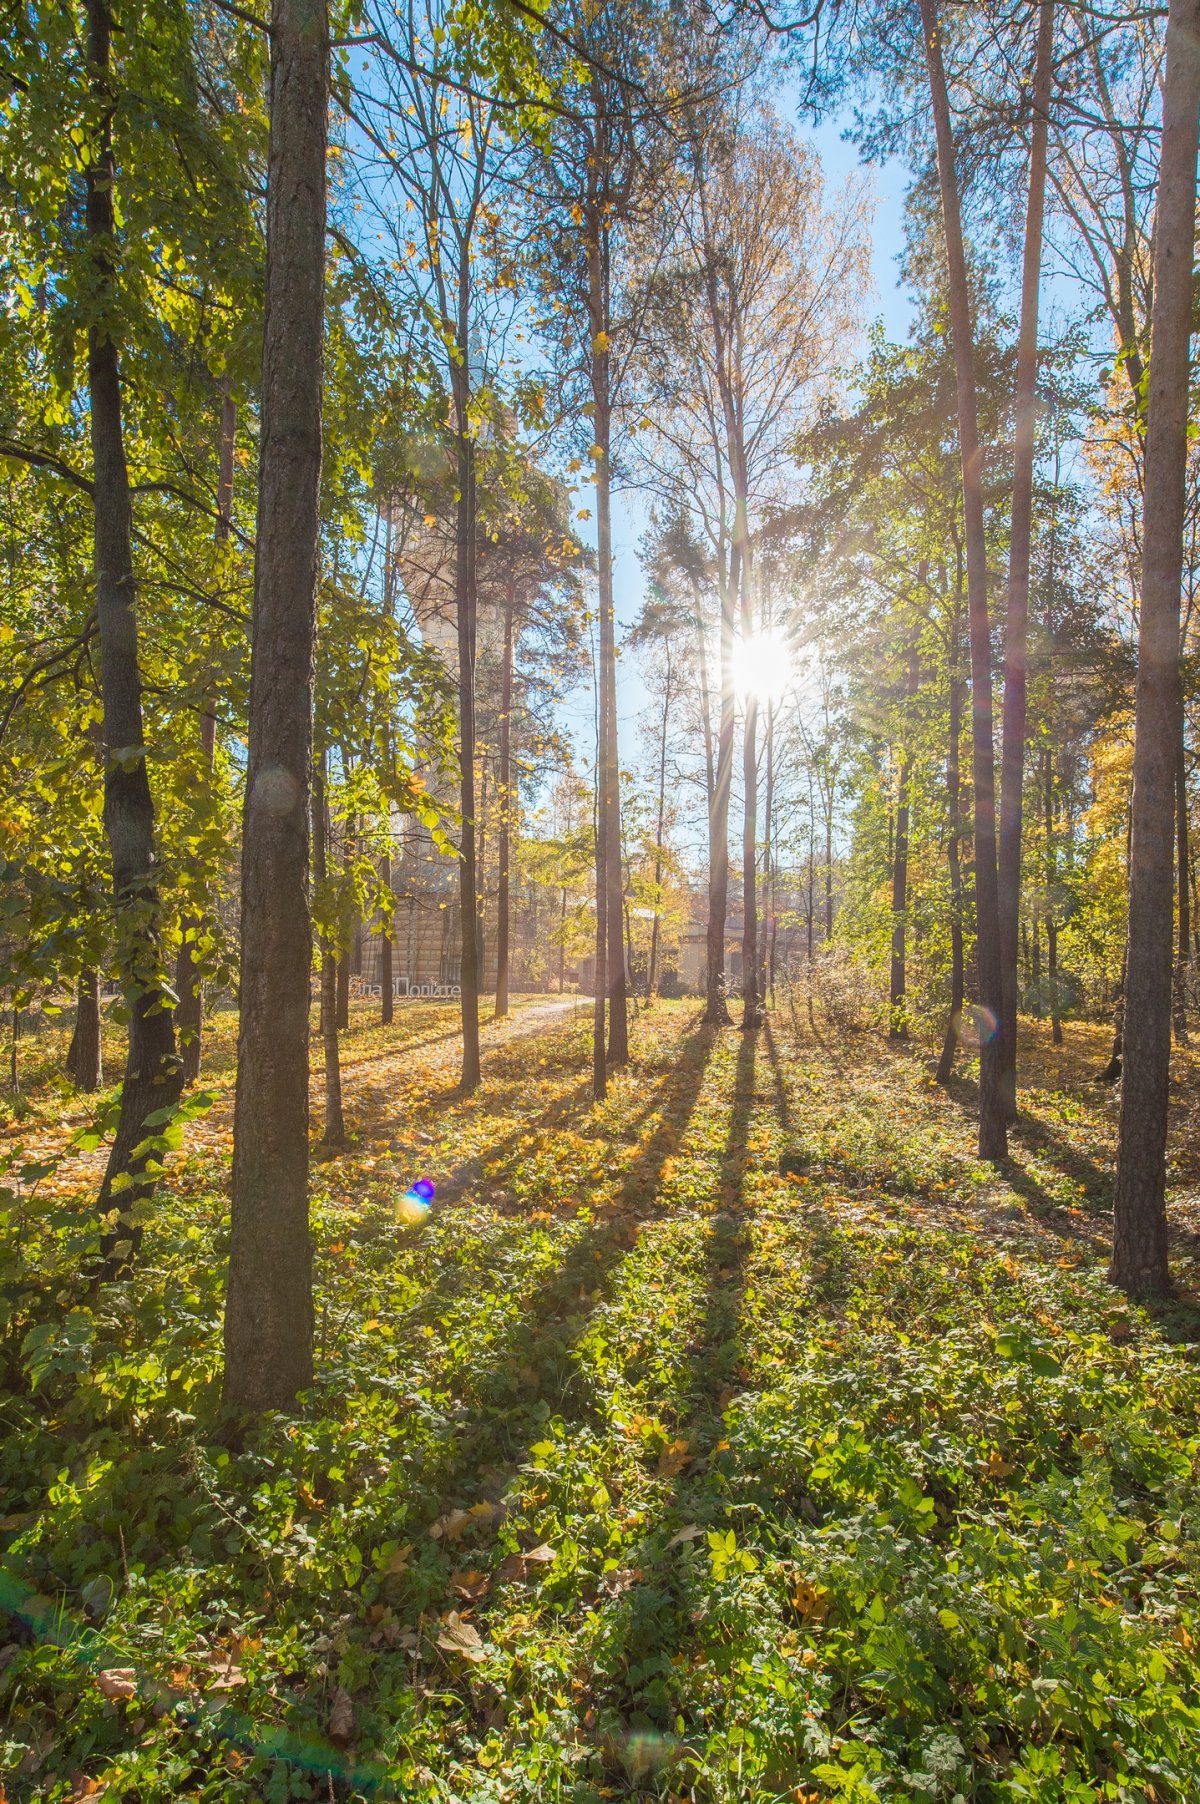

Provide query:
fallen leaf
left=429, top=1508, right=470, bottom=1541
left=790, top=1579, right=830, bottom=1623
left=665, top=1523, right=704, bottom=1550
left=450, top=1568, right=491, bottom=1601
left=329, top=1685, right=354, bottom=1744
left=96, top=1668, right=137, bottom=1701
left=436, top=1612, right=488, bottom=1662
left=497, top=1543, right=556, bottom=1582
left=657, top=1436, right=692, bottom=1477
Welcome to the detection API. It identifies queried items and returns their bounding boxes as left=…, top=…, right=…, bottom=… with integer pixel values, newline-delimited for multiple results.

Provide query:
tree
left=637, top=101, right=868, bottom=1032
left=997, top=0, right=1055, bottom=1121
left=1111, top=0, right=1200, bottom=1300
left=917, top=0, right=1008, bottom=1159
left=223, top=0, right=330, bottom=1413
left=522, top=0, right=680, bottom=1091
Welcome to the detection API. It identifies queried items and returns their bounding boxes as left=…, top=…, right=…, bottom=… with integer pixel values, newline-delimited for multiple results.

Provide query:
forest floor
left=3, top=997, right=1200, bottom=1803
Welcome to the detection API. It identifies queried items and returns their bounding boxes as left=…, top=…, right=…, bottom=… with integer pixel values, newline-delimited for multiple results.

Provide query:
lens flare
left=956, top=1005, right=1000, bottom=1049
left=395, top=1176, right=435, bottom=1226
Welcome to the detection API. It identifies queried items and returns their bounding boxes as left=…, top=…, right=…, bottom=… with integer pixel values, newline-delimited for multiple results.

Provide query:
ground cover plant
left=3, top=999, right=1200, bottom=1802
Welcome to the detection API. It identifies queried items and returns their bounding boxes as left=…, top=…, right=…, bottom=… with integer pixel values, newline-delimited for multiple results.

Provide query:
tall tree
left=83, top=0, right=186, bottom=1269
left=1111, top=0, right=1200, bottom=1299
left=223, top=0, right=329, bottom=1412
left=918, top=0, right=1007, bottom=1159
left=997, top=0, right=1055, bottom=1121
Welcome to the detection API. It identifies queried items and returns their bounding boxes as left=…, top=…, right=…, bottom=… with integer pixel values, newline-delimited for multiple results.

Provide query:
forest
left=3, top=0, right=1200, bottom=1797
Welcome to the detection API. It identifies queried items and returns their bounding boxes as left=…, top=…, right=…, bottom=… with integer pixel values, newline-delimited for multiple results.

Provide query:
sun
left=732, top=626, right=793, bottom=706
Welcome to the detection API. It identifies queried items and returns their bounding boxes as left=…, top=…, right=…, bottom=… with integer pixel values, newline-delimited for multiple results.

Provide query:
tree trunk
left=936, top=656, right=965, bottom=1086
left=176, top=382, right=235, bottom=1083
left=998, top=0, right=1055, bottom=1122
left=761, top=700, right=775, bottom=1007
left=174, top=697, right=216, bottom=1087
left=889, top=746, right=912, bottom=1039
left=84, top=0, right=184, bottom=1273
left=379, top=849, right=394, bottom=1026
left=67, top=967, right=103, bottom=1093
left=224, top=0, right=327, bottom=1412
left=824, top=806, right=833, bottom=941
left=1174, top=726, right=1191, bottom=1041
left=920, top=0, right=1007, bottom=1159
left=454, top=376, right=481, bottom=1092
left=705, top=541, right=738, bottom=1026
left=1111, top=0, right=1200, bottom=1299
left=647, top=644, right=671, bottom=1000
left=313, top=757, right=345, bottom=1149
left=594, top=377, right=627, bottom=1068
left=495, top=585, right=515, bottom=1019
left=380, top=520, right=396, bottom=1028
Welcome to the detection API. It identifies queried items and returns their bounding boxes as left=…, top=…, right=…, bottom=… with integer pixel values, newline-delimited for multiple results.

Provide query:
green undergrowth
left=2, top=1002, right=1200, bottom=1802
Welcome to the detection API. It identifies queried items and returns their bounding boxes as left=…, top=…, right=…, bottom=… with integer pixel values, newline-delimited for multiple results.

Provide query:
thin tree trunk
left=998, top=0, right=1055, bottom=1122
left=380, top=518, right=396, bottom=1027
left=597, top=412, right=627, bottom=1067
left=379, top=848, right=394, bottom=1025
left=454, top=372, right=481, bottom=1092
left=1112, top=0, right=1200, bottom=1299
left=313, top=756, right=344, bottom=1149
left=824, top=807, right=833, bottom=942
left=67, top=968, right=103, bottom=1093
left=890, top=746, right=912, bottom=1039
left=647, top=644, right=671, bottom=1000
left=176, top=382, right=235, bottom=1084
left=920, top=0, right=1007, bottom=1158
left=1100, top=800, right=1133, bottom=1080
left=761, top=700, right=775, bottom=1007
left=495, top=585, right=515, bottom=1018
left=1045, top=749, right=1063, bottom=1046
left=224, top=0, right=328, bottom=1412
left=705, top=539, right=738, bottom=1026
left=1174, top=727, right=1191, bottom=1041
left=84, top=0, right=184, bottom=1273
left=937, top=651, right=965, bottom=1086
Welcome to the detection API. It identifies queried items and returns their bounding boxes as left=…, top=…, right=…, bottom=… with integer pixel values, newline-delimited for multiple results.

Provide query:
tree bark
left=889, top=745, right=912, bottom=1039
left=84, top=0, right=184, bottom=1273
left=379, top=848, right=394, bottom=1025
left=647, top=641, right=672, bottom=1000
left=176, top=382, right=235, bottom=1083
left=454, top=377, right=481, bottom=1092
left=589, top=274, right=627, bottom=1069
left=1045, top=750, right=1063, bottom=1045
left=223, top=0, right=328, bottom=1412
left=762, top=699, right=776, bottom=1007
left=936, top=649, right=965, bottom=1086
left=1111, top=0, right=1200, bottom=1299
left=920, top=0, right=1007, bottom=1159
left=705, top=538, right=738, bottom=1025
left=335, top=948, right=350, bottom=1031
left=67, top=967, right=103, bottom=1093
left=998, top=0, right=1055, bottom=1122
left=1174, top=726, right=1191, bottom=1041
left=495, top=584, right=515, bottom=1019
left=313, top=756, right=345, bottom=1149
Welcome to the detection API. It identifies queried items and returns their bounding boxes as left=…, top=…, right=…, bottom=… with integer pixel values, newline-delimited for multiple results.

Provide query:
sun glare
left=732, top=627, right=793, bottom=706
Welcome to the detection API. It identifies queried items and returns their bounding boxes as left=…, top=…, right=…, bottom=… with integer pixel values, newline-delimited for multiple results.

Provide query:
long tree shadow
left=367, top=1022, right=722, bottom=1509
left=570, top=1030, right=761, bottom=1787
left=1008, top=1112, right=1113, bottom=1207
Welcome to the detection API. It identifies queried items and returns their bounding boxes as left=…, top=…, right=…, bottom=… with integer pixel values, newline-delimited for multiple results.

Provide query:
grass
left=2, top=998, right=1200, bottom=1802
